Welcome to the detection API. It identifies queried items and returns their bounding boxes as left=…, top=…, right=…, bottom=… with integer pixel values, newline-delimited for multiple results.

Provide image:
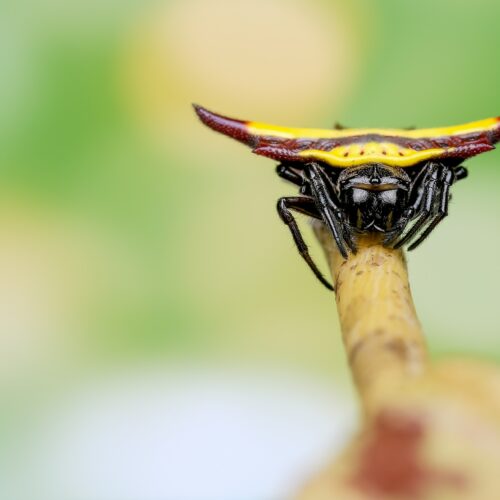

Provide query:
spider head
left=338, top=164, right=411, bottom=232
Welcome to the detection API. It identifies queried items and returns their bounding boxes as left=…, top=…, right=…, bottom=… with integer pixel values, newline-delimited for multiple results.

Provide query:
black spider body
left=275, top=160, right=467, bottom=290
left=337, top=164, right=410, bottom=233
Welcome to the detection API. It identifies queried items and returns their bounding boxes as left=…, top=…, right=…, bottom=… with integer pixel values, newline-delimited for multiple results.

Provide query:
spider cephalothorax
left=336, top=164, right=411, bottom=233
left=194, top=105, right=499, bottom=290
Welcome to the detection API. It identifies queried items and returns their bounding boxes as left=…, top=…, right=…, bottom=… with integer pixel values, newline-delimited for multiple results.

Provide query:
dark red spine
left=193, top=104, right=254, bottom=146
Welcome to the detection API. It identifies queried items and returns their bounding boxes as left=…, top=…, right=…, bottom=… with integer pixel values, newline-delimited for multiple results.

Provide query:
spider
left=194, top=105, right=500, bottom=290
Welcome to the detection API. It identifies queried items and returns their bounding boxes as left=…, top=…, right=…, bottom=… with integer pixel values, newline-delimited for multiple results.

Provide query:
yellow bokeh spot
left=121, top=0, right=364, bottom=144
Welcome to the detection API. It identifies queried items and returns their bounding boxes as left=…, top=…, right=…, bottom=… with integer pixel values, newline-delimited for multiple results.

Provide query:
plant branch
left=294, top=222, right=500, bottom=500
left=313, top=224, right=427, bottom=415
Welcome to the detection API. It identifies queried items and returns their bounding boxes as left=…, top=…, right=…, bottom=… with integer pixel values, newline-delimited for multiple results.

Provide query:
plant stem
left=314, top=224, right=428, bottom=415
left=297, top=224, right=500, bottom=499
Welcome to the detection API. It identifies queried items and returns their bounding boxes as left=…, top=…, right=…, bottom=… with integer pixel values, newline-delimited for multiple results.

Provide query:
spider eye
left=351, top=188, right=370, bottom=204
left=380, top=189, right=398, bottom=204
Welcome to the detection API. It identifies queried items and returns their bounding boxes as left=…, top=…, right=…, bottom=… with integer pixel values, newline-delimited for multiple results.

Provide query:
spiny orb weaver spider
left=194, top=105, right=500, bottom=290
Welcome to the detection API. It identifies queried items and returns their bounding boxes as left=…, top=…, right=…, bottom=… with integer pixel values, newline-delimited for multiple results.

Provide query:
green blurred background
left=1, top=0, right=500, bottom=498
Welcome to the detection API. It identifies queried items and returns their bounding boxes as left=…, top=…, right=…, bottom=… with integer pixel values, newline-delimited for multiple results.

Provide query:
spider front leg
left=314, top=164, right=357, bottom=253
left=307, top=163, right=354, bottom=258
left=393, top=163, right=441, bottom=249
left=276, top=163, right=315, bottom=197
left=407, top=166, right=456, bottom=250
left=382, top=207, right=417, bottom=247
left=276, top=163, right=305, bottom=188
left=383, top=178, right=427, bottom=247
left=454, top=165, right=468, bottom=181
left=276, top=196, right=333, bottom=290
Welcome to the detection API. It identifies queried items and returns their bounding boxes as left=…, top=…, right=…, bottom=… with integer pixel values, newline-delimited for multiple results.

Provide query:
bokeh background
left=2, top=0, right=500, bottom=498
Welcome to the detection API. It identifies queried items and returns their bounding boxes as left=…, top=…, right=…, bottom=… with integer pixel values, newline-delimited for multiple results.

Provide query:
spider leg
left=384, top=165, right=430, bottom=246
left=393, top=163, right=441, bottom=249
left=276, top=196, right=333, bottom=290
left=454, top=165, right=468, bottom=181
left=275, top=163, right=314, bottom=196
left=314, top=164, right=357, bottom=253
left=383, top=210, right=414, bottom=246
left=307, top=163, right=350, bottom=259
left=407, top=167, right=454, bottom=251
left=391, top=163, right=466, bottom=248
left=383, top=181, right=426, bottom=246
left=276, top=164, right=304, bottom=187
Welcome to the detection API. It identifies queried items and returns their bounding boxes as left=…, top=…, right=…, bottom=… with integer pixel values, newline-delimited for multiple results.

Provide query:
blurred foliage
left=0, top=0, right=500, bottom=380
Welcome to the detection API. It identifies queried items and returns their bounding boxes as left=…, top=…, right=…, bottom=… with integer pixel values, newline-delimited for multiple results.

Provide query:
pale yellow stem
left=314, top=224, right=428, bottom=414
left=296, top=224, right=500, bottom=500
